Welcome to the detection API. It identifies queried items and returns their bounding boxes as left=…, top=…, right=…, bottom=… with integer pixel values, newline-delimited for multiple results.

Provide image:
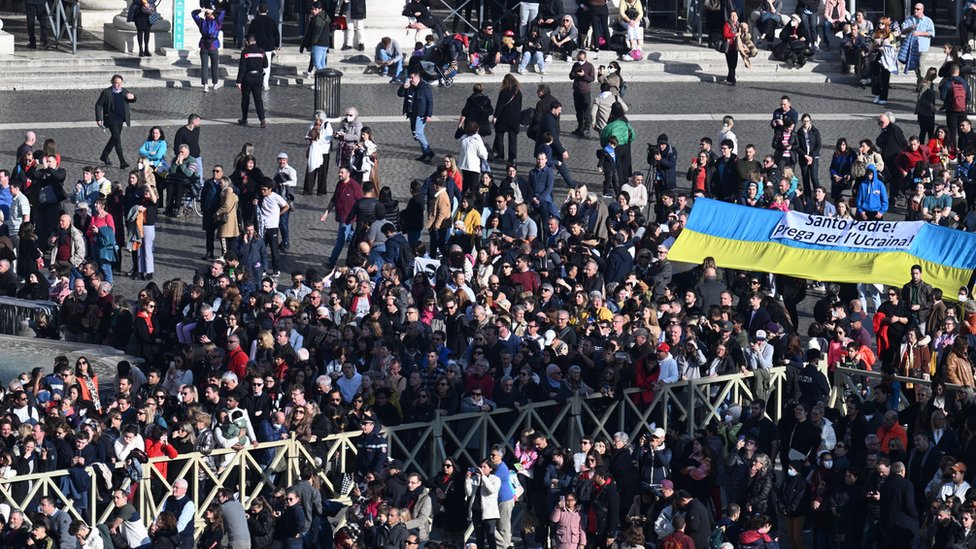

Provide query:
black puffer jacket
left=248, top=507, right=275, bottom=549
left=775, top=473, right=809, bottom=517
left=744, top=467, right=775, bottom=516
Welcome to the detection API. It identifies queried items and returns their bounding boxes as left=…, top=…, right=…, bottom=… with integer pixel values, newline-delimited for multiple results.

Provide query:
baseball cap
left=953, top=462, right=968, bottom=473
left=277, top=152, right=288, bottom=160
left=651, top=427, right=666, bottom=439
left=656, top=342, right=670, bottom=353
left=754, top=330, right=767, bottom=340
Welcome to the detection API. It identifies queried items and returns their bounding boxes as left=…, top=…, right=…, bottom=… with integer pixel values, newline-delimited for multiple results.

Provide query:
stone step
left=0, top=39, right=944, bottom=89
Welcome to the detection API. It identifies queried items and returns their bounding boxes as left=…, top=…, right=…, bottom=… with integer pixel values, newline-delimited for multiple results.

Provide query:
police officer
left=236, top=35, right=269, bottom=128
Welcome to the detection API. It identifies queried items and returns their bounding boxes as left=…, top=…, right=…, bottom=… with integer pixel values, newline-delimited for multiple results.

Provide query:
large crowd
left=7, top=0, right=976, bottom=549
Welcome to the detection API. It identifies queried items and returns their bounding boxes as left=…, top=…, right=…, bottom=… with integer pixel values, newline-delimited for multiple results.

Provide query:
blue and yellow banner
left=668, top=199, right=976, bottom=295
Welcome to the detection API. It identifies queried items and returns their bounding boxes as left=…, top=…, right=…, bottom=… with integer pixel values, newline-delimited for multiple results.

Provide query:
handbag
left=454, top=126, right=465, bottom=140
left=331, top=15, right=347, bottom=30
left=215, top=212, right=228, bottom=225
left=149, top=11, right=161, bottom=25
left=717, top=39, right=730, bottom=53
left=155, top=158, right=170, bottom=176
left=625, top=6, right=639, bottom=19
left=141, top=1, right=155, bottom=15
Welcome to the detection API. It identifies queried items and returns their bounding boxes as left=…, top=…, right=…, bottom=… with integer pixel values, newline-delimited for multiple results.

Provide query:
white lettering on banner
left=414, top=257, right=441, bottom=284
left=769, top=211, right=924, bottom=250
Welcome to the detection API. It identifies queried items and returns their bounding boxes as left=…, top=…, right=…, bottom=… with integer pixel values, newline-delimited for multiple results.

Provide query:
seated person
left=499, top=30, right=519, bottom=65
left=548, top=16, right=579, bottom=59
left=751, top=0, right=789, bottom=46
left=840, top=22, right=869, bottom=77
left=773, top=14, right=813, bottom=68
left=375, top=36, right=405, bottom=82
left=469, top=22, right=501, bottom=73
left=519, top=27, right=549, bottom=74
left=402, top=0, right=445, bottom=38
left=534, top=0, right=562, bottom=29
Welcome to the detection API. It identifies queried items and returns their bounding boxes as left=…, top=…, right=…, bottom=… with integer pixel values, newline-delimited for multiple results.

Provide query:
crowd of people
left=8, top=1, right=976, bottom=548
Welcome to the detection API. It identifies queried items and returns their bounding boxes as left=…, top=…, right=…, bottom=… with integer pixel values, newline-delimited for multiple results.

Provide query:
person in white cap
left=273, top=152, right=297, bottom=252
left=636, top=426, right=672, bottom=492
left=746, top=329, right=774, bottom=372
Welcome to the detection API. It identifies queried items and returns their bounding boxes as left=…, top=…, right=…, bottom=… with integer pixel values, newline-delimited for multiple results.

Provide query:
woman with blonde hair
left=215, top=177, right=239, bottom=254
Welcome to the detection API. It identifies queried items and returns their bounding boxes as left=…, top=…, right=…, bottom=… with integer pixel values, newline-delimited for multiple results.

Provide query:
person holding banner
left=855, top=164, right=888, bottom=220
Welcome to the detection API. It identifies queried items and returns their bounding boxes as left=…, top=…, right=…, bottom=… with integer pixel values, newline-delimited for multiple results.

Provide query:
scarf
left=82, top=375, right=101, bottom=411
left=137, top=311, right=153, bottom=334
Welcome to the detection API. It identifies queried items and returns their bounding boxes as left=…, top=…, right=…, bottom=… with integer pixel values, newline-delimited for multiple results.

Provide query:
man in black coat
left=589, top=467, right=621, bottom=548
left=604, top=233, right=634, bottom=287
left=247, top=4, right=281, bottom=90
left=878, top=461, right=919, bottom=549
left=94, top=74, right=136, bottom=168
left=676, top=490, right=713, bottom=549
left=876, top=112, right=908, bottom=184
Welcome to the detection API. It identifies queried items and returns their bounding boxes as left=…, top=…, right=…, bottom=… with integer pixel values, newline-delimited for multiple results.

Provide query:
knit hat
left=657, top=133, right=669, bottom=145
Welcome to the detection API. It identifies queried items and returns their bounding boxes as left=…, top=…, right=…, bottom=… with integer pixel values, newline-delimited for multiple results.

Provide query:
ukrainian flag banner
left=668, top=199, right=976, bottom=295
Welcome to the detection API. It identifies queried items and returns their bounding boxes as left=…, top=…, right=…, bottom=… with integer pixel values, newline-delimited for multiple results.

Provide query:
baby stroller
left=418, top=60, right=455, bottom=87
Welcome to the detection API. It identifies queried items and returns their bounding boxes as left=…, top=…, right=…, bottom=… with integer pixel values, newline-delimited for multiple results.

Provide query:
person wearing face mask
left=808, top=450, right=837, bottom=547
left=775, top=460, right=810, bottom=549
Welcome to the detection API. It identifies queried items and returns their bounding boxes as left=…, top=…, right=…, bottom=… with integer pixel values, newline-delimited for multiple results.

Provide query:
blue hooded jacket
left=856, top=164, right=888, bottom=214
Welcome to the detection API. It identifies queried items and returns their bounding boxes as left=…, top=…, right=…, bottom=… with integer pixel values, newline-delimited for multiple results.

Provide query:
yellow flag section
left=668, top=199, right=976, bottom=295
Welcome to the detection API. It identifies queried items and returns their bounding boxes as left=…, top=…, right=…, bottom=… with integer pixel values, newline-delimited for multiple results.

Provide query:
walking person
left=95, top=75, right=137, bottom=169
left=247, top=4, right=281, bottom=90
left=257, top=181, right=288, bottom=278
left=397, top=71, right=435, bottom=163
left=192, top=8, right=225, bottom=93
left=569, top=50, right=595, bottom=137
left=491, top=74, right=522, bottom=163
left=300, top=2, right=331, bottom=74
left=303, top=111, right=333, bottom=196
left=722, top=11, right=740, bottom=86
left=236, top=35, right=269, bottom=128
left=320, top=166, right=363, bottom=267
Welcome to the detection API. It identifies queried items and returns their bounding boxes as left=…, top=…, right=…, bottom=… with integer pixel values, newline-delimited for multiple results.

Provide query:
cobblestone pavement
left=0, top=79, right=924, bottom=299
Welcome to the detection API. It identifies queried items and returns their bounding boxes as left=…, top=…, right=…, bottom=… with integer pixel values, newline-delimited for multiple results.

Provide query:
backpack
left=393, top=235, right=415, bottom=278
left=707, top=524, right=728, bottom=549
left=949, top=79, right=967, bottom=113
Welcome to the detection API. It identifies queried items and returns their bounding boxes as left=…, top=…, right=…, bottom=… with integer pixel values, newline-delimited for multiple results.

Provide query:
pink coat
left=551, top=507, right=587, bottom=549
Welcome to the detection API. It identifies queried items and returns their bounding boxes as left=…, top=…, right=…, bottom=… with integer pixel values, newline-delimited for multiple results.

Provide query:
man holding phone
left=569, top=50, right=595, bottom=137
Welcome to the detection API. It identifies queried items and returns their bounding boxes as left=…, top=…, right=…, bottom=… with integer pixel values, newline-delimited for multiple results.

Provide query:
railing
left=0, top=367, right=787, bottom=536
left=0, top=297, right=58, bottom=335
left=831, top=365, right=963, bottom=412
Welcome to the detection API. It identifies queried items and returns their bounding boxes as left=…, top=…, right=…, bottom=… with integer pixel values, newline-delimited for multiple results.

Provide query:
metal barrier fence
left=830, top=365, right=963, bottom=411
left=0, top=366, right=787, bottom=537
left=0, top=297, right=58, bottom=335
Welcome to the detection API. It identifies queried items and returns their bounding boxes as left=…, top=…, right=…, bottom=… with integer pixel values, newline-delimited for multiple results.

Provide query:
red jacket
left=145, top=438, right=178, bottom=478
left=226, top=347, right=249, bottom=380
